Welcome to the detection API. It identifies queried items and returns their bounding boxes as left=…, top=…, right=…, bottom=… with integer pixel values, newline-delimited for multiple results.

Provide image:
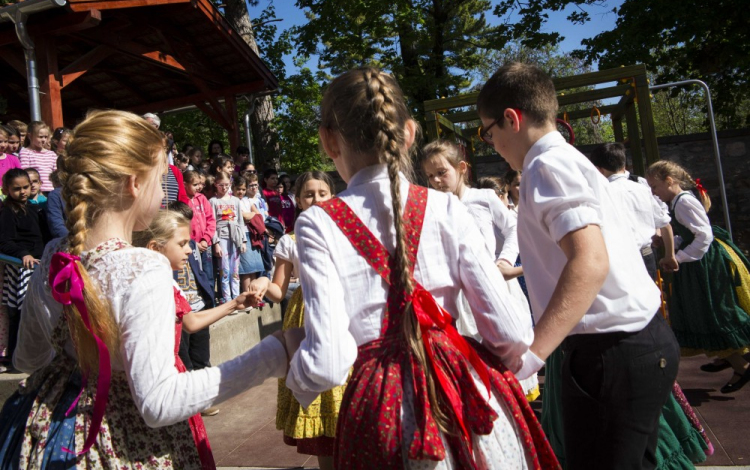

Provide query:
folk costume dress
left=286, top=165, right=558, bottom=469
left=274, top=233, right=345, bottom=456
left=173, top=285, right=215, bottom=469
left=667, top=191, right=750, bottom=357
left=459, top=187, right=539, bottom=402
left=0, top=238, right=287, bottom=469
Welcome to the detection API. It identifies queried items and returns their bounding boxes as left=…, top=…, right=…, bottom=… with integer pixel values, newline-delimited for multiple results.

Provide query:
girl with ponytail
left=0, top=110, right=289, bottom=469
left=647, top=160, right=750, bottom=393
left=283, top=68, right=558, bottom=469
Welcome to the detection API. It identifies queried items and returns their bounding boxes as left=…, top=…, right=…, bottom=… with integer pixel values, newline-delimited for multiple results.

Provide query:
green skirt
left=668, top=227, right=750, bottom=356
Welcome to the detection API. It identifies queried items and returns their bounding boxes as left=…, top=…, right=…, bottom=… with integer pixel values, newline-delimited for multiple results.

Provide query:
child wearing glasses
left=210, top=171, right=246, bottom=304
left=477, top=62, right=679, bottom=469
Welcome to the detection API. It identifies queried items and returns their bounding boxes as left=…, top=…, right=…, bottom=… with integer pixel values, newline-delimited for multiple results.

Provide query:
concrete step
left=209, top=302, right=283, bottom=366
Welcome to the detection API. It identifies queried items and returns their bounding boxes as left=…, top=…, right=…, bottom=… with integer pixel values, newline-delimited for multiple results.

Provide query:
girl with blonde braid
left=283, top=68, right=558, bottom=469
left=0, top=110, right=289, bottom=469
left=647, top=160, right=750, bottom=393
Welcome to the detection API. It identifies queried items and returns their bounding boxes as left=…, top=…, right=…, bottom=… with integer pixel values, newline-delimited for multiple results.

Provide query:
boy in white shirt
left=588, top=142, right=678, bottom=280
left=477, top=63, right=679, bottom=469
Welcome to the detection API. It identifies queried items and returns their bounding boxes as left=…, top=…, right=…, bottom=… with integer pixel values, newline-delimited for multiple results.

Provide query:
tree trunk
left=223, top=0, right=280, bottom=170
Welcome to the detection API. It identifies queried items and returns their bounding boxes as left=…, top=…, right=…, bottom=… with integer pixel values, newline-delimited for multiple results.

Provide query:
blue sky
left=248, top=1, right=624, bottom=75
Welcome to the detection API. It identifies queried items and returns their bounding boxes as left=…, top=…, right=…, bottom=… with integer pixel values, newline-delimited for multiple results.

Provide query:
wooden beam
left=634, top=74, right=660, bottom=167
left=557, top=85, right=632, bottom=107
left=423, top=65, right=649, bottom=114
left=124, top=80, right=268, bottom=114
left=101, top=71, right=150, bottom=104
left=0, top=46, right=27, bottom=78
left=195, top=101, right=230, bottom=130
left=446, top=109, right=480, bottom=123
left=557, top=104, right=620, bottom=121
left=0, top=10, right=101, bottom=47
left=552, top=65, right=647, bottom=91
left=67, top=0, right=191, bottom=12
left=70, top=82, right=112, bottom=109
left=60, top=45, right=114, bottom=88
left=190, top=0, right=278, bottom=89
left=72, top=29, right=187, bottom=76
left=36, top=35, right=64, bottom=129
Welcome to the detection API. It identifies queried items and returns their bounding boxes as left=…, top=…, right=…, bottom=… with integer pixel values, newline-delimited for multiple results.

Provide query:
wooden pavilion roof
left=0, top=0, right=278, bottom=126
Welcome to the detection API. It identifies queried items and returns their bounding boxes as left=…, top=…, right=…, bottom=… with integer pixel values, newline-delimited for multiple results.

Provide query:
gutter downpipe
left=0, top=0, right=67, bottom=122
left=650, top=80, right=732, bottom=241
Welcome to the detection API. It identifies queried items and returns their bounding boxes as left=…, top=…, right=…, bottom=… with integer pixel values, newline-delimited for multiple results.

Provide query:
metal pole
left=0, top=0, right=66, bottom=122
left=649, top=79, right=732, bottom=241
left=17, top=18, right=42, bottom=121
left=244, top=111, right=253, bottom=165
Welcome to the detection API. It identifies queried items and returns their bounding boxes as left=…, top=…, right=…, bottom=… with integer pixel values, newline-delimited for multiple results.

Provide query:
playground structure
left=423, top=64, right=659, bottom=177
left=423, top=64, right=732, bottom=240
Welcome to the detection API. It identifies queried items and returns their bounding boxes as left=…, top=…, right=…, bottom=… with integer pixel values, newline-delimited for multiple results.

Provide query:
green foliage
left=496, top=0, right=750, bottom=129
left=293, top=0, right=512, bottom=113
left=272, top=68, right=334, bottom=173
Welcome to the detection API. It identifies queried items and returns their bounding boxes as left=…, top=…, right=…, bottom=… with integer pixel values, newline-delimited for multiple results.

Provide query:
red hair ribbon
left=49, top=252, right=112, bottom=456
left=409, top=284, right=492, bottom=456
left=695, top=178, right=708, bottom=198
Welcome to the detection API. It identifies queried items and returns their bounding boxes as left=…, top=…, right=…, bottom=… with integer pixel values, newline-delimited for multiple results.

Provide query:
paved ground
left=204, top=355, right=750, bottom=469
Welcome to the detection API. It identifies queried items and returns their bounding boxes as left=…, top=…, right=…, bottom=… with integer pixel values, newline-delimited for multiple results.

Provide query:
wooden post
left=424, top=111, right=440, bottom=142
left=613, top=117, right=624, bottom=143
left=634, top=74, right=660, bottom=166
left=224, top=94, right=239, bottom=154
left=625, top=103, right=645, bottom=176
left=36, top=34, right=64, bottom=129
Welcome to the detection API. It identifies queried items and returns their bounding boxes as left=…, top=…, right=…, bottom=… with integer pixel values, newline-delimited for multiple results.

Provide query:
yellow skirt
left=276, top=287, right=346, bottom=439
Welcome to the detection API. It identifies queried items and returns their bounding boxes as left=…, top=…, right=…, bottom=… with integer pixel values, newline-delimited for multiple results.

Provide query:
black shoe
left=701, top=359, right=732, bottom=373
left=720, top=368, right=750, bottom=393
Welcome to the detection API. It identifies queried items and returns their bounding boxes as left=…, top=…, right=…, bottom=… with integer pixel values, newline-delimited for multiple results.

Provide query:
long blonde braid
left=322, top=68, right=450, bottom=431
left=59, top=110, right=164, bottom=374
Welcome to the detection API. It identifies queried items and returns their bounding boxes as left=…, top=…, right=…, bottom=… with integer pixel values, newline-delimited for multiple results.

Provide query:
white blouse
left=460, top=187, right=519, bottom=264
left=671, top=191, right=714, bottom=263
left=275, top=233, right=299, bottom=275
left=518, top=132, right=661, bottom=335
left=286, top=164, right=534, bottom=408
left=15, top=239, right=287, bottom=427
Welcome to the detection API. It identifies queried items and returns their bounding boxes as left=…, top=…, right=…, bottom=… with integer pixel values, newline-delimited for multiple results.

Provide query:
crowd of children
left=0, top=116, right=295, bottom=384
left=0, top=62, right=748, bottom=470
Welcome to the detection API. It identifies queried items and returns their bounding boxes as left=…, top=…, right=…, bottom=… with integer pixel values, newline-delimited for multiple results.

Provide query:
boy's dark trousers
left=561, top=313, right=679, bottom=470
left=178, top=328, right=210, bottom=370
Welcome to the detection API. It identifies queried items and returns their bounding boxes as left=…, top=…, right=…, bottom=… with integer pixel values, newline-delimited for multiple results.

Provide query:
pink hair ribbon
left=49, top=252, right=112, bottom=456
left=695, top=178, right=708, bottom=198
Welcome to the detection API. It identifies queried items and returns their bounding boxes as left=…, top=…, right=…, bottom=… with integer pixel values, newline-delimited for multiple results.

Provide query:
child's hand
left=21, top=255, right=39, bottom=270
left=248, top=278, right=270, bottom=305
left=660, top=256, right=679, bottom=273
left=213, top=244, right=222, bottom=257
left=234, top=292, right=253, bottom=310
left=283, top=327, right=306, bottom=359
left=198, top=240, right=208, bottom=252
left=241, top=243, right=247, bottom=254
